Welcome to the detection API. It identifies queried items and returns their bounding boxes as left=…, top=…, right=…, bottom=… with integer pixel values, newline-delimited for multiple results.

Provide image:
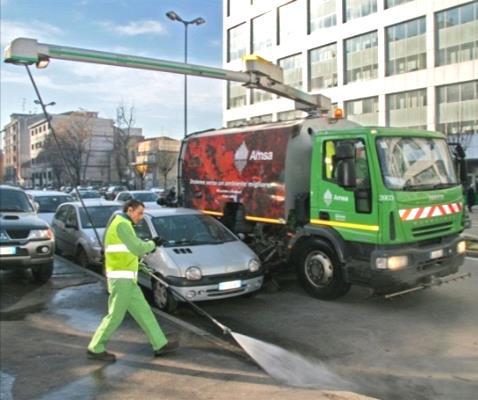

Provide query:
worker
left=87, top=199, right=178, bottom=362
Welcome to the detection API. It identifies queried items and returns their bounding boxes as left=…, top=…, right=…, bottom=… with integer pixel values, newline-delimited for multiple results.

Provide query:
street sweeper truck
left=4, top=38, right=469, bottom=300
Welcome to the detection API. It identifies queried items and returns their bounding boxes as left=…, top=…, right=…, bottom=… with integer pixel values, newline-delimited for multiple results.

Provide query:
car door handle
left=319, top=211, right=330, bottom=220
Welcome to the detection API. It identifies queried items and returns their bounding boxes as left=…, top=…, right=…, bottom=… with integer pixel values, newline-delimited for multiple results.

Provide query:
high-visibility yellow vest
left=104, top=214, right=138, bottom=275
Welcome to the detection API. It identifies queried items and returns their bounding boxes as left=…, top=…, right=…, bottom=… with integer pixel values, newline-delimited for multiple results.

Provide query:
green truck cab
left=295, top=127, right=466, bottom=299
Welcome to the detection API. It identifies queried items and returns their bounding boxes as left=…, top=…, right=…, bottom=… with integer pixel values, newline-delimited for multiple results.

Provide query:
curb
left=55, top=255, right=245, bottom=358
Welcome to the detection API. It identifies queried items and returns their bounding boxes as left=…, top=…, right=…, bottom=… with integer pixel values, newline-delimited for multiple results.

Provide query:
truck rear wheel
left=295, top=240, right=350, bottom=300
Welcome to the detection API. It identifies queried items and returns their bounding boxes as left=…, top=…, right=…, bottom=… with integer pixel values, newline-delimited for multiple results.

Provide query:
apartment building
left=223, top=0, right=478, bottom=178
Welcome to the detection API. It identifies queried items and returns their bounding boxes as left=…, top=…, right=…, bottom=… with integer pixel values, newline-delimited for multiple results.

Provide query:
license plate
left=218, top=280, right=241, bottom=291
left=0, top=246, right=16, bottom=256
left=430, top=249, right=444, bottom=259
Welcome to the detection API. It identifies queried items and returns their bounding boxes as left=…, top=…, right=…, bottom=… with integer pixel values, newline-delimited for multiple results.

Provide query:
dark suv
left=0, top=185, right=55, bottom=282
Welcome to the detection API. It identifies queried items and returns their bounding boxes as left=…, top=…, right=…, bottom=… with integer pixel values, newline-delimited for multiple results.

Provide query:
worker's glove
left=139, top=261, right=154, bottom=275
left=152, top=236, right=166, bottom=247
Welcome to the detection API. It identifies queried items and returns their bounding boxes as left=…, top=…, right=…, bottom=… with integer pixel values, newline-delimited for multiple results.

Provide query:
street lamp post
left=166, top=11, right=205, bottom=138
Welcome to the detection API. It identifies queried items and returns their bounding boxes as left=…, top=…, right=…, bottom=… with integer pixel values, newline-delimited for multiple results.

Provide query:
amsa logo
left=234, top=142, right=274, bottom=173
left=249, top=150, right=273, bottom=161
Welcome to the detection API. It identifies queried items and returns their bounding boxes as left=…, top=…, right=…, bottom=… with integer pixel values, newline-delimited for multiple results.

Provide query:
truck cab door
left=311, top=137, right=379, bottom=244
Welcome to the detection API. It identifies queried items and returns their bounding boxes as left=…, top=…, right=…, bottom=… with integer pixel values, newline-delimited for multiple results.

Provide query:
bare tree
left=157, top=150, right=177, bottom=189
left=38, top=113, right=94, bottom=186
left=114, top=102, right=137, bottom=185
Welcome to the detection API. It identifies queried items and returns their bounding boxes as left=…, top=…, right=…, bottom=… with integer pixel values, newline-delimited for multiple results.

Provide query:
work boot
left=154, top=339, right=179, bottom=357
left=87, top=350, right=116, bottom=362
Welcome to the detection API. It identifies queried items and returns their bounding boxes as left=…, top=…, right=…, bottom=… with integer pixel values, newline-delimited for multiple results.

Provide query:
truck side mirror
left=334, top=143, right=356, bottom=189
left=337, top=159, right=357, bottom=188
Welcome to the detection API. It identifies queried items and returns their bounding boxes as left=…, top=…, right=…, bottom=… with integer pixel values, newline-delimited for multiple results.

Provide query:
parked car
left=70, top=189, right=102, bottom=201
left=150, top=187, right=166, bottom=199
left=26, top=190, right=74, bottom=225
left=0, top=185, right=55, bottom=282
left=135, top=207, right=263, bottom=312
left=50, top=199, right=122, bottom=268
left=114, top=190, right=161, bottom=209
left=104, top=185, right=128, bottom=200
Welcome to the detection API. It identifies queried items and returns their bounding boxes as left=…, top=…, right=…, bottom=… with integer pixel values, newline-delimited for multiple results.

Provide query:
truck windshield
left=0, top=189, right=34, bottom=212
left=376, top=137, right=458, bottom=190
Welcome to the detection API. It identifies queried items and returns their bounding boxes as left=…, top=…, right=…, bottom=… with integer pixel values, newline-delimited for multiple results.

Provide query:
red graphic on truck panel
left=182, top=126, right=293, bottom=220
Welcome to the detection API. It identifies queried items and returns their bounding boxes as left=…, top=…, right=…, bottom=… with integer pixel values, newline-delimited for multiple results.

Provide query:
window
left=309, top=0, right=336, bottom=33
left=227, top=119, right=248, bottom=128
left=228, top=23, right=248, bottom=62
left=345, top=31, right=378, bottom=84
left=279, top=1, right=302, bottom=45
left=437, top=80, right=478, bottom=136
left=228, top=82, right=247, bottom=109
left=309, top=43, right=337, bottom=90
left=252, top=89, right=273, bottom=104
left=387, top=89, right=427, bottom=129
left=344, top=0, right=377, bottom=22
left=345, top=96, right=379, bottom=125
left=252, top=11, right=274, bottom=54
left=227, top=0, right=250, bottom=17
left=386, top=17, right=426, bottom=75
left=279, top=53, right=302, bottom=89
left=386, top=0, right=413, bottom=8
left=250, top=114, right=273, bottom=124
left=277, top=110, right=305, bottom=121
left=436, top=2, right=478, bottom=66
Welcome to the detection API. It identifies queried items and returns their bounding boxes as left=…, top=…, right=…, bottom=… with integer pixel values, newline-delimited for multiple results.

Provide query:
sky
left=0, top=0, right=223, bottom=140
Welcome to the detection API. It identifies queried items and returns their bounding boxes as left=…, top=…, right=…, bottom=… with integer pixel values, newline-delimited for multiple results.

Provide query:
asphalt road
left=174, top=257, right=478, bottom=400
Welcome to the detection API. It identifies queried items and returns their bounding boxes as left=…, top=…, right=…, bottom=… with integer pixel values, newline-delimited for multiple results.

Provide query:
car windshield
left=79, top=206, right=122, bottom=228
left=0, top=189, right=34, bottom=212
left=376, top=137, right=458, bottom=190
left=133, top=192, right=158, bottom=202
left=151, top=214, right=236, bottom=246
left=35, top=195, right=74, bottom=212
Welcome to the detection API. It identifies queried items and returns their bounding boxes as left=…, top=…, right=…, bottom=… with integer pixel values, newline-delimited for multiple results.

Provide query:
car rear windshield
left=133, top=192, right=158, bottom=202
left=35, top=195, right=73, bottom=212
left=0, top=189, right=34, bottom=212
left=79, top=206, right=121, bottom=228
left=151, top=214, right=236, bottom=246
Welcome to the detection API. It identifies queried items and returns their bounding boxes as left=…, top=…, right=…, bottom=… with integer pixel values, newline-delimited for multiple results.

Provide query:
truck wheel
left=152, top=280, right=177, bottom=313
left=76, top=248, right=89, bottom=269
left=31, top=262, right=53, bottom=283
left=295, top=240, right=350, bottom=300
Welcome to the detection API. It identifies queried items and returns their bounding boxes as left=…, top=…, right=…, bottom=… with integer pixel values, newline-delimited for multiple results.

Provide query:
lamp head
left=166, top=11, right=182, bottom=22
left=192, top=17, right=206, bottom=26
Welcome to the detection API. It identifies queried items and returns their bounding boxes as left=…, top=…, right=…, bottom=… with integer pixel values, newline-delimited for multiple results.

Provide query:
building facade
left=223, top=0, right=478, bottom=180
left=27, top=111, right=116, bottom=187
left=133, top=136, right=180, bottom=189
left=2, top=113, right=43, bottom=185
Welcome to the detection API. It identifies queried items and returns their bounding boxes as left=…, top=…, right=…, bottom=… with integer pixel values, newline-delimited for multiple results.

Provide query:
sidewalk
left=0, top=258, right=373, bottom=400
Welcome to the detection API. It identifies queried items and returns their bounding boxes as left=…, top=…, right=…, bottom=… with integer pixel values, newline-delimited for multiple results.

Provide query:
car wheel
left=295, top=240, right=350, bottom=300
left=76, top=247, right=89, bottom=269
left=152, top=279, right=177, bottom=313
left=31, top=262, right=54, bottom=283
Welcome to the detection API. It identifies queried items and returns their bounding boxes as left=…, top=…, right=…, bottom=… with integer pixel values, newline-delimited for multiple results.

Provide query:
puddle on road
left=0, top=371, right=15, bottom=400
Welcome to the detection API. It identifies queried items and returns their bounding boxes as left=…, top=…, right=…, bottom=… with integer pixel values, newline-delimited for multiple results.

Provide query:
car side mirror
left=337, top=159, right=356, bottom=188
left=33, top=202, right=40, bottom=212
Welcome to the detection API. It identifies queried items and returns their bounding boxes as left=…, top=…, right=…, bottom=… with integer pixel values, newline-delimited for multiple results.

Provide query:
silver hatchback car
left=50, top=199, right=122, bottom=268
left=135, top=208, right=263, bottom=312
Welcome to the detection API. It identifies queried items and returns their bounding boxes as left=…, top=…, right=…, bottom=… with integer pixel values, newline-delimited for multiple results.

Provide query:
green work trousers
left=88, top=278, right=168, bottom=353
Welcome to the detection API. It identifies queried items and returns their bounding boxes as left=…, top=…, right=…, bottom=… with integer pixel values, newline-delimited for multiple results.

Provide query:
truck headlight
left=185, top=266, right=202, bottom=281
left=376, top=255, right=408, bottom=271
left=248, top=258, right=260, bottom=272
left=28, top=228, right=54, bottom=240
left=457, top=241, right=466, bottom=254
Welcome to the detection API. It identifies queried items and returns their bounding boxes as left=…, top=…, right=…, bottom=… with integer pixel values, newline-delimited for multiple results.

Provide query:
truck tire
left=295, top=240, right=350, bottom=300
left=31, top=262, right=54, bottom=283
left=152, top=280, right=177, bottom=313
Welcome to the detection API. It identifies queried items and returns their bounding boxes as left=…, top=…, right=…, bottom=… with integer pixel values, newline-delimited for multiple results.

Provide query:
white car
left=26, top=190, right=74, bottom=225
left=135, top=208, right=263, bottom=312
left=114, top=190, right=162, bottom=209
